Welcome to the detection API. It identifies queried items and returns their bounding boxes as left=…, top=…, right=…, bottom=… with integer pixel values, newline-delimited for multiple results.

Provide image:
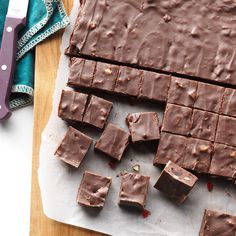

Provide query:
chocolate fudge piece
left=83, top=95, right=113, bottom=129
left=119, top=172, right=150, bottom=209
left=76, top=171, right=112, bottom=208
left=92, top=61, right=119, bottom=92
left=55, top=127, right=92, bottom=168
left=154, top=161, right=198, bottom=204
left=183, top=138, right=213, bottom=173
left=66, top=0, right=236, bottom=86
left=194, top=83, right=225, bottom=113
left=215, top=115, right=236, bottom=147
left=199, top=209, right=236, bottom=236
left=168, top=77, right=198, bottom=107
left=221, top=88, right=236, bottom=118
left=162, top=104, right=192, bottom=136
left=126, top=112, right=160, bottom=143
left=139, top=71, right=171, bottom=102
left=190, top=109, right=218, bottom=142
left=209, top=143, right=236, bottom=179
left=58, top=90, right=88, bottom=123
left=95, top=123, right=130, bottom=161
left=114, top=66, right=142, bottom=97
left=68, top=58, right=96, bottom=88
left=154, top=132, right=187, bottom=166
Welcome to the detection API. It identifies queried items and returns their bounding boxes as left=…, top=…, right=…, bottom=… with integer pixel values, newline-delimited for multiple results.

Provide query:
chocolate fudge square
left=221, top=88, right=236, bottom=118
left=55, top=127, right=92, bottom=168
left=194, top=82, right=225, bottom=113
left=92, top=62, right=119, bottom=92
left=68, top=58, right=96, bottom=88
left=95, top=123, right=130, bottom=161
left=199, top=209, right=236, bottom=236
left=83, top=95, right=113, bottom=129
left=139, top=71, right=171, bottom=102
left=114, top=66, right=142, bottom=97
left=126, top=112, right=160, bottom=143
left=162, top=104, right=193, bottom=136
left=77, top=171, right=112, bottom=208
left=183, top=138, right=213, bottom=173
left=119, top=172, right=150, bottom=209
left=209, top=143, right=236, bottom=179
left=154, top=161, right=198, bottom=204
left=215, top=115, right=236, bottom=147
left=190, top=109, right=218, bottom=142
left=154, top=132, right=187, bottom=166
left=168, top=77, right=198, bottom=107
left=58, top=90, right=88, bottom=123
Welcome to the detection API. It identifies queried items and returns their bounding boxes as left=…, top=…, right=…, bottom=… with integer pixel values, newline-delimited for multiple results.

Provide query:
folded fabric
left=0, top=0, right=69, bottom=109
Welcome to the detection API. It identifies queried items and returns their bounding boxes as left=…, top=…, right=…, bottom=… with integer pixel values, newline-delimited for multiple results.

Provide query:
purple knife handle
left=0, top=16, right=26, bottom=121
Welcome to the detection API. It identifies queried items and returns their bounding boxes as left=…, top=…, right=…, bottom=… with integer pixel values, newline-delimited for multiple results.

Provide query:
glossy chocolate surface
left=215, top=115, right=236, bottom=147
left=58, top=90, right=88, bottom=123
left=183, top=138, right=213, bottom=173
left=221, top=88, right=236, bottom=118
left=55, top=127, right=92, bottom=168
left=209, top=143, right=236, bottom=179
left=199, top=209, right=236, bottom=236
left=154, top=132, right=187, bottom=166
left=162, top=104, right=192, bottom=136
left=83, top=95, right=113, bottom=129
left=126, top=112, right=160, bottom=143
left=95, top=123, right=130, bottom=161
left=119, top=172, right=150, bottom=209
left=92, top=61, right=119, bottom=92
left=67, top=0, right=236, bottom=86
left=154, top=161, right=198, bottom=204
left=168, top=77, right=198, bottom=107
left=190, top=109, right=218, bottom=142
left=77, top=171, right=112, bottom=207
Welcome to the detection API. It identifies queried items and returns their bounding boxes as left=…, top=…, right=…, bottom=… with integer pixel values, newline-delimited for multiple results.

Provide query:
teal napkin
left=0, top=0, right=69, bottom=109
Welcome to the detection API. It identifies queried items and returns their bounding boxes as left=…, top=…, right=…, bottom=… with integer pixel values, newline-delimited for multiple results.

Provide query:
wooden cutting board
left=30, top=1, right=104, bottom=235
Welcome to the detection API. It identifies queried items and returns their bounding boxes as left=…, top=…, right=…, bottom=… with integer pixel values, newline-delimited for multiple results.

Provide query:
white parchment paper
left=38, top=1, right=236, bottom=235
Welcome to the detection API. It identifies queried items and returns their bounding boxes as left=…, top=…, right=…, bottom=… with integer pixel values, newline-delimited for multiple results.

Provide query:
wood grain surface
left=30, top=1, right=104, bottom=235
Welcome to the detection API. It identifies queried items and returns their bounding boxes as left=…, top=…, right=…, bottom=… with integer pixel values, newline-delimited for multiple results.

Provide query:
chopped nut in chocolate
left=154, top=161, right=198, bottom=204
left=83, top=95, right=113, bottom=129
left=95, top=123, right=130, bottom=161
left=119, top=172, right=150, bottom=209
left=126, top=112, right=160, bottom=143
left=55, top=127, right=92, bottom=168
left=77, top=171, right=112, bottom=208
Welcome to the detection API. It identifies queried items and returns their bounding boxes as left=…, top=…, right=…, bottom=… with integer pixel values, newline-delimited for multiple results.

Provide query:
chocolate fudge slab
left=139, top=71, right=171, bottom=102
left=199, top=209, right=236, bottom=236
left=55, top=127, right=92, bottom=168
left=92, top=61, right=119, bottom=92
left=190, top=109, right=218, bottom=142
left=58, top=90, right=88, bottom=123
left=95, top=123, right=130, bottom=161
left=68, top=58, right=96, bottom=88
left=162, top=104, right=193, bottom=136
left=119, top=172, right=150, bottom=209
left=67, top=0, right=236, bottom=86
left=154, top=161, right=198, bottom=204
left=215, top=115, right=236, bottom=147
left=126, top=112, right=160, bottom=143
left=221, top=88, right=236, bottom=118
left=168, top=77, right=198, bottom=107
left=194, top=83, right=225, bottom=113
left=209, top=143, right=236, bottom=179
left=77, top=171, right=112, bottom=208
left=154, top=132, right=187, bottom=166
left=183, top=138, right=213, bottom=173
left=83, top=95, right=113, bottom=129
left=114, top=66, right=142, bottom=97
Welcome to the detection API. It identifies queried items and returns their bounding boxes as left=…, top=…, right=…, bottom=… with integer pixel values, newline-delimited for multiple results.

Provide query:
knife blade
left=0, top=0, right=29, bottom=122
